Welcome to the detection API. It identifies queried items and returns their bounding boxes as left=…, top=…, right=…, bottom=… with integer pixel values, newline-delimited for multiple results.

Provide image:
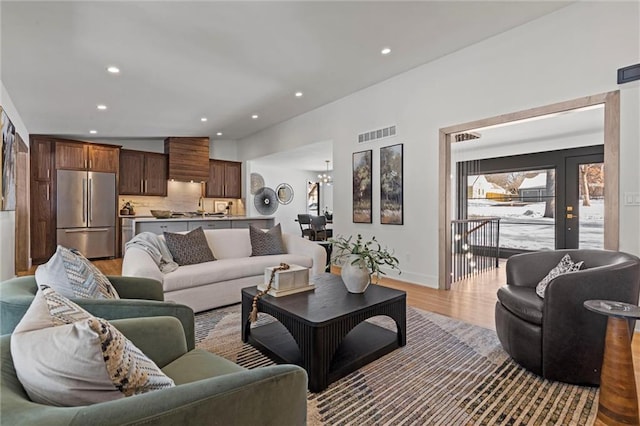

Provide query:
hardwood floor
left=22, top=258, right=640, bottom=404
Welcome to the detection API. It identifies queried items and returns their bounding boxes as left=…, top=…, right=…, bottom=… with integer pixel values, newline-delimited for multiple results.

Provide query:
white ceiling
left=1, top=1, right=571, bottom=144
left=461, top=104, right=605, bottom=147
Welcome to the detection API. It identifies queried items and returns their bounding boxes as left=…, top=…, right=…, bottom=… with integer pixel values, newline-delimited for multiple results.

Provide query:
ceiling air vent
left=454, top=132, right=481, bottom=142
left=358, top=125, right=396, bottom=143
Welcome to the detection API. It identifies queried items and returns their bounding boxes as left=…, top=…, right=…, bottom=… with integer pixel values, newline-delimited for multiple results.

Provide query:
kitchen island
left=130, top=216, right=274, bottom=234
left=121, top=216, right=275, bottom=254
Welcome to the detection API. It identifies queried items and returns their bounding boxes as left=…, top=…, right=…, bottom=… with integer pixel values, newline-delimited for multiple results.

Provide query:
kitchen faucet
left=198, top=196, right=205, bottom=213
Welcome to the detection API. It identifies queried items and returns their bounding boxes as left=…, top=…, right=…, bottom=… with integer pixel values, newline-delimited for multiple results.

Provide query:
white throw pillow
left=535, top=254, right=584, bottom=298
left=11, top=285, right=174, bottom=407
left=35, top=245, right=119, bottom=299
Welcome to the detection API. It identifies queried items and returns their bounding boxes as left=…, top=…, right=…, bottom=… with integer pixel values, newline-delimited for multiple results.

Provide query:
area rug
left=195, top=305, right=597, bottom=425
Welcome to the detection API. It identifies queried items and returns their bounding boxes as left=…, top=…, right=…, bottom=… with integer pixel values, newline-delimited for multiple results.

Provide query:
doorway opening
left=439, top=91, right=620, bottom=289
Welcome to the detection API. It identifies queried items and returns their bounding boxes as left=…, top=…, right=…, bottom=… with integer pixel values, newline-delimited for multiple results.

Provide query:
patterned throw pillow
left=35, top=245, right=119, bottom=299
left=250, top=223, right=286, bottom=256
left=164, top=226, right=216, bottom=266
left=11, top=285, right=174, bottom=406
left=535, top=254, right=584, bottom=298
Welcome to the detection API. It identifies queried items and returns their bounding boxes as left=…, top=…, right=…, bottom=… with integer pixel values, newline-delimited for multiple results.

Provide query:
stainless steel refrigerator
left=56, top=170, right=116, bottom=259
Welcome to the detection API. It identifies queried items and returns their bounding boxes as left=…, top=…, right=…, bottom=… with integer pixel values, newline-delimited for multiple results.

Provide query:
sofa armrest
left=70, top=364, right=308, bottom=426
left=111, top=317, right=188, bottom=368
left=73, top=299, right=196, bottom=351
left=283, top=233, right=327, bottom=276
left=107, top=275, right=164, bottom=300
left=121, top=247, right=165, bottom=284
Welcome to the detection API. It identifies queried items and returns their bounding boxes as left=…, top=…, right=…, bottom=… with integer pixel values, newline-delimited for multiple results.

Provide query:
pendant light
left=318, top=160, right=333, bottom=186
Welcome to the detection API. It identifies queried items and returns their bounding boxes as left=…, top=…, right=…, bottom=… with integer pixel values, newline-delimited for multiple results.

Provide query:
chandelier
left=318, top=160, right=333, bottom=186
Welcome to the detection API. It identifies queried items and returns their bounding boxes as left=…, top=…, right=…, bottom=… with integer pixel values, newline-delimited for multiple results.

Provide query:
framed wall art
left=214, top=201, right=228, bottom=213
left=380, top=143, right=403, bottom=224
left=1, top=106, right=16, bottom=211
left=352, top=149, right=372, bottom=223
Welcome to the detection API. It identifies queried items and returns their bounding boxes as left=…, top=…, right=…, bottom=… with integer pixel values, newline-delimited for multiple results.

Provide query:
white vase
left=341, top=255, right=371, bottom=293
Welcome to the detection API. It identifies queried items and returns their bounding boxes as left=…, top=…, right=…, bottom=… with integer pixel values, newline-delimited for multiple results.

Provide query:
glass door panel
left=467, top=169, right=556, bottom=251
left=565, top=156, right=604, bottom=249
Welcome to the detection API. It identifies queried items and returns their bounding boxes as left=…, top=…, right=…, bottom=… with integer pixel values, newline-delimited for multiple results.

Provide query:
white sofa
left=122, top=228, right=326, bottom=312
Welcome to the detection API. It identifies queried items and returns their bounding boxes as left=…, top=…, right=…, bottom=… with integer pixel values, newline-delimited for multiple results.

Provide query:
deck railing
left=451, top=217, right=500, bottom=282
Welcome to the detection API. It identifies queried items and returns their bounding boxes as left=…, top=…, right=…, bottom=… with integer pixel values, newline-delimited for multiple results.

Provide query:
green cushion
left=162, top=349, right=245, bottom=385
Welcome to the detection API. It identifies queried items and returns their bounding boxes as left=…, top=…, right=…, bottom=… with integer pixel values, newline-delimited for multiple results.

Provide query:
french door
left=564, top=154, right=604, bottom=249
left=458, top=145, right=605, bottom=256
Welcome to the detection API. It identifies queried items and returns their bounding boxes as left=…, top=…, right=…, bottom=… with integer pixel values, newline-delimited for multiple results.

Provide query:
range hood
left=164, top=137, right=210, bottom=182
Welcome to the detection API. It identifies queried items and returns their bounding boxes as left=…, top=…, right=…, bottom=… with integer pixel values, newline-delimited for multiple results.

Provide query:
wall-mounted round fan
left=254, top=187, right=278, bottom=215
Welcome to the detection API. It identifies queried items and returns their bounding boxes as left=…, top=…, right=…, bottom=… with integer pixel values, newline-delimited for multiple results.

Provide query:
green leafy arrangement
left=330, top=234, right=400, bottom=280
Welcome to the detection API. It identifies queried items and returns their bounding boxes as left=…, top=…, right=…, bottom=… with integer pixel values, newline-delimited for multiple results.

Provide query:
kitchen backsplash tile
left=120, top=181, right=245, bottom=216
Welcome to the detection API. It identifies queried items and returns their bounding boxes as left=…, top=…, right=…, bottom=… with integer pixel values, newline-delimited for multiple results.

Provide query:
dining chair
left=297, top=214, right=313, bottom=239
left=310, top=215, right=328, bottom=241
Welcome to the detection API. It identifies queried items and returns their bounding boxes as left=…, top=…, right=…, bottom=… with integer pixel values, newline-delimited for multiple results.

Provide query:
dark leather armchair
left=495, top=249, right=640, bottom=385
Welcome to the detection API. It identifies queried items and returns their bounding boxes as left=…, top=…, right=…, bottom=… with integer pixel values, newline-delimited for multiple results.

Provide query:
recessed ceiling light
left=381, top=47, right=391, bottom=55
left=251, top=114, right=259, bottom=119
left=89, top=130, right=97, bottom=134
left=200, top=117, right=208, bottom=122
left=295, top=91, right=303, bottom=97
left=216, top=132, right=223, bottom=136
left=106, top=66, right=120, bottom=74
left=97, top=104, right=107, bottom=110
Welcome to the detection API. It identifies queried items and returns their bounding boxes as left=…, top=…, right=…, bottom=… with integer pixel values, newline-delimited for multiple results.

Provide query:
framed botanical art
left=380, top=143, right=403, bottom=224
left=352, top=149, right=372, bottom=223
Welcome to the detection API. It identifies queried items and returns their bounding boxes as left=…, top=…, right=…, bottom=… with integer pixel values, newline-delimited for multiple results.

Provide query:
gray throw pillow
left=535, top=253, right=584, bottom=298
left=250, top=223, right=286, bottom=256
left=35, top=245, right=119, bottom=299
left=164, top=227, right=216, bottom=266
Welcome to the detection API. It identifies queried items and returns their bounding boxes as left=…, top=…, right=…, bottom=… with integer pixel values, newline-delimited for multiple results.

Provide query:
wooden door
left=206, top=160, right=225, bottom=198
left=224, top=161, right=242, bottom=198
left=144, top=152, right=167, bottom=196
left=30, top=137, right=56, bottom=264
left=55, top=141, right=87, bottom=170
left=88, top=145, right=119, bottom=173
left=119, top=150, right=144, bottom=195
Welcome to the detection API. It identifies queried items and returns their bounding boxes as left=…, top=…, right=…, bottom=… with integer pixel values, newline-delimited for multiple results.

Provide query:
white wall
left=210, top=139, right=238, bottom=161
left=237, top=2, right=640, bottom=287
left=0, top=81, right=29, bottom=280
left=93, top=137, right=239, bottom=161
left=93, top=138, right=165, bottom=153
left=246, top=161, right=317, bottom=235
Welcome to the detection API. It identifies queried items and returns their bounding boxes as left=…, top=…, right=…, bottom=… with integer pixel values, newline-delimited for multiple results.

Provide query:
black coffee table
left=241, top=273, right=406, bottom=392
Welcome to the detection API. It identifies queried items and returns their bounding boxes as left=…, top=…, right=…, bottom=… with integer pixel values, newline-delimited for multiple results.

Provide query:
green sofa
left=1, top=316, right=308, bottom=425
left=0, top=275, right=196, bottom=350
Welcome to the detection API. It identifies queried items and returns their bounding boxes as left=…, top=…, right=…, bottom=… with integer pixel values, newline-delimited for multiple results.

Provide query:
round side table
left=584, top=300, right=640, bottom=426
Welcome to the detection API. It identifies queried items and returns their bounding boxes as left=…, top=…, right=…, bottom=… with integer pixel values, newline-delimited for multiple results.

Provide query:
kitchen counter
left=122, top=216, right=275, bottom=240
left=131, top=215, right=273, bottom=223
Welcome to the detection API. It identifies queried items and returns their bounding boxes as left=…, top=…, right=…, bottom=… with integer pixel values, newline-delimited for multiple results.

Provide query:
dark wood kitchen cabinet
left=119, top=150, right=167, bottom=196
left=206, top=160, right=241, bottom=198
left=29, top=136, right=56, bottom=264
left=56, top=140, right=119, bottom=173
